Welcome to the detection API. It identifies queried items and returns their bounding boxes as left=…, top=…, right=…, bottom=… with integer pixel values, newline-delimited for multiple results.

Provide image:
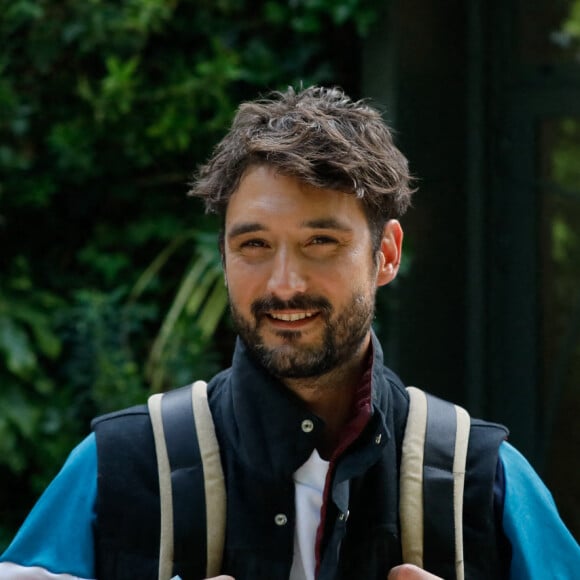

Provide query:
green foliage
left=546, top=118, right=580, bottom=350
left=0, top=0, right=378, bottom=548
left=129, top=228, right=228, bottom=392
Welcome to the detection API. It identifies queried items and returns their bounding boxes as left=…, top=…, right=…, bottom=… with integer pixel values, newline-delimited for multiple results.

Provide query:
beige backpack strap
left=400, top=386, right=428, bottom=568
left=452, top=402, right=470, bottom=580
left=148, top=392, right=174, bottom=580
left=148, top=381, right=226, bottom=580
left=400, top=386, right=470, bottom=580
left=191, top=380, right=227, bottom=577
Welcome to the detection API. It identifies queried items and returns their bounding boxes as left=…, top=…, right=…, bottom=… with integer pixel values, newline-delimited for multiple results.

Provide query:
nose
left=266, top=247, right=307, bottom=299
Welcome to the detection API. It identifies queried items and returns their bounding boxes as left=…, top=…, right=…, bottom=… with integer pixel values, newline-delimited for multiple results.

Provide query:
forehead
left=225, top=165, right=368, bottom=230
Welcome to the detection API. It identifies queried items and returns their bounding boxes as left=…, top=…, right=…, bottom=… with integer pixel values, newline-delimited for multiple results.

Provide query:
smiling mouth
left=267, top=311, right=318, bottom=322
left=252, top=296, right=331, bottom=326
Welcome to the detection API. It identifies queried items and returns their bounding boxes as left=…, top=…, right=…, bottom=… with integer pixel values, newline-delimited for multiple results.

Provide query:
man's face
left=223, top=165, right=400, bottom=380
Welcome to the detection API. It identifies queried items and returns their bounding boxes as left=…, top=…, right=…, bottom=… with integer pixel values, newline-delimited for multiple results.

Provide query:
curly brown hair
left=189, top=86, right=414, bottom=251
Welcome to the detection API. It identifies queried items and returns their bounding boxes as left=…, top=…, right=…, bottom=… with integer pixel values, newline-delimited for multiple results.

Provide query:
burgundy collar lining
left=314, top=345, right=374, bottom=574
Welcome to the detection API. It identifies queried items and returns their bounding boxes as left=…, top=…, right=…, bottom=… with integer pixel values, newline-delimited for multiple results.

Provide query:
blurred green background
left=0, top=0, right=379, bottom=546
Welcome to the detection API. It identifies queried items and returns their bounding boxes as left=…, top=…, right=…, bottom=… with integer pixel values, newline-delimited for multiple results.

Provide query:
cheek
left=224, top=264, right=263, bottom=308
left=328, top=251, right=375, bottom=286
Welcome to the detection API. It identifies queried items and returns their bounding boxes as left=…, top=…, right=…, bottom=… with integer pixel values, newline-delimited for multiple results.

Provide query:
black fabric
left=161, top=387, right=207, bottom=580
left=422, top=393, right=458, bottom=577
left=463, top=420, right=510, bottom=579
left=92, top=332, right=509, bottom=580
left=91, top=408, right=161, bottom=580
left=90, top=390, right=209, bottom=580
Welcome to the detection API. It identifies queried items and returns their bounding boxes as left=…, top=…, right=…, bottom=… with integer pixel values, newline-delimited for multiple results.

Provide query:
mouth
left=264, top=310, right=320, bottom=329
left=268, top=311, right=317, bottom=322
left=251, top=296, right=331, bottom=332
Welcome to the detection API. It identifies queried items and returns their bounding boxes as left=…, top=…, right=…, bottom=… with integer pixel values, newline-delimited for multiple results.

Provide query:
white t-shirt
left=289, top=449, right=330, bottom=580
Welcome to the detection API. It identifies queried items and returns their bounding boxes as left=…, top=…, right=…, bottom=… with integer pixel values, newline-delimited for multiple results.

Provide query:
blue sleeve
left=500, top=441, right=580, bottom=579
left=0, top=433, right=97, bottom=578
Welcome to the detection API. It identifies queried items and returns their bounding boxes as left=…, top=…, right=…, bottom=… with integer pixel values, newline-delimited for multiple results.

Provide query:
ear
left=375, top=219, right=403, bottom=287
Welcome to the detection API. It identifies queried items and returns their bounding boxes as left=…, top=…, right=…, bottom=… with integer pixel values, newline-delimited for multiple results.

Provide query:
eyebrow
left=227, top=217, right=353, bottom=240
left=227, top=222, right=266, bottom=239
left=301, top=218, right=353, bottom=231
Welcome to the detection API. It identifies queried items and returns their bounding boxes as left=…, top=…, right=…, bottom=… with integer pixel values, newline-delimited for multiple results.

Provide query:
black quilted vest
left=92, top=335, right=509, bottom=580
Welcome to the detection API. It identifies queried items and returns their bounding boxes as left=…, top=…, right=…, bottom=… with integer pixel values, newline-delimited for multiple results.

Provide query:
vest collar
left=213, top=330, right=392, bottom=479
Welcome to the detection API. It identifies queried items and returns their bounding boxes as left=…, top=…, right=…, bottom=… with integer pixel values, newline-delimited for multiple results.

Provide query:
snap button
left=274, top=513, right=288, bottom=526
left=375, top=433, right=382, bottom=444
left=301, top=419, right=314, bottom=433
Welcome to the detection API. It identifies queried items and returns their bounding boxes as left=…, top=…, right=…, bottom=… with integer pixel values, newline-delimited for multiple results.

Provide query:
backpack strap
left=191, top=381, right=227, bottom=576
left=148, top=381, right=226, bottom=580
left=400, top=386, right=470, bottom=580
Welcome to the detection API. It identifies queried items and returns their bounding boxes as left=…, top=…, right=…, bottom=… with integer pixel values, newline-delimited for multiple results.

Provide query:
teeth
left=270, top=312, right=315, bottom=322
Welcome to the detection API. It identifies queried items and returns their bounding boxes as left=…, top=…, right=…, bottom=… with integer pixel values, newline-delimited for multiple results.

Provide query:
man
left=1, top=86, right=578, bottom=579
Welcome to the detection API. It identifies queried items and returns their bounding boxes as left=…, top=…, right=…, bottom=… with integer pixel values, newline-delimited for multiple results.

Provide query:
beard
left=229, top=291, right=375, bottom=380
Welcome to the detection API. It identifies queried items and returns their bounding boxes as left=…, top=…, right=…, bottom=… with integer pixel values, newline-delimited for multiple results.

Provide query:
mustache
left=251, top=295, right=332, bottom=317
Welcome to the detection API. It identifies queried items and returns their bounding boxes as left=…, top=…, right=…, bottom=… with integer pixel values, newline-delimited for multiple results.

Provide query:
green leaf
left=0, top=315, right=37, bottom=378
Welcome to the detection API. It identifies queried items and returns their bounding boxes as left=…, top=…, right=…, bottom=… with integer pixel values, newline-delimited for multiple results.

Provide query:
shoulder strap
left=400, top=386, right=470, bottom=580
left=148, top=381, right=226, bottom=580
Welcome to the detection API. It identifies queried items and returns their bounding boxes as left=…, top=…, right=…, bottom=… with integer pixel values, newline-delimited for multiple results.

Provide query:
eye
left=241, top=238, right=268, bottom=248
left=237, top=238, right=271, bottom=256
left=309, top=235, right=338, bottom=246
